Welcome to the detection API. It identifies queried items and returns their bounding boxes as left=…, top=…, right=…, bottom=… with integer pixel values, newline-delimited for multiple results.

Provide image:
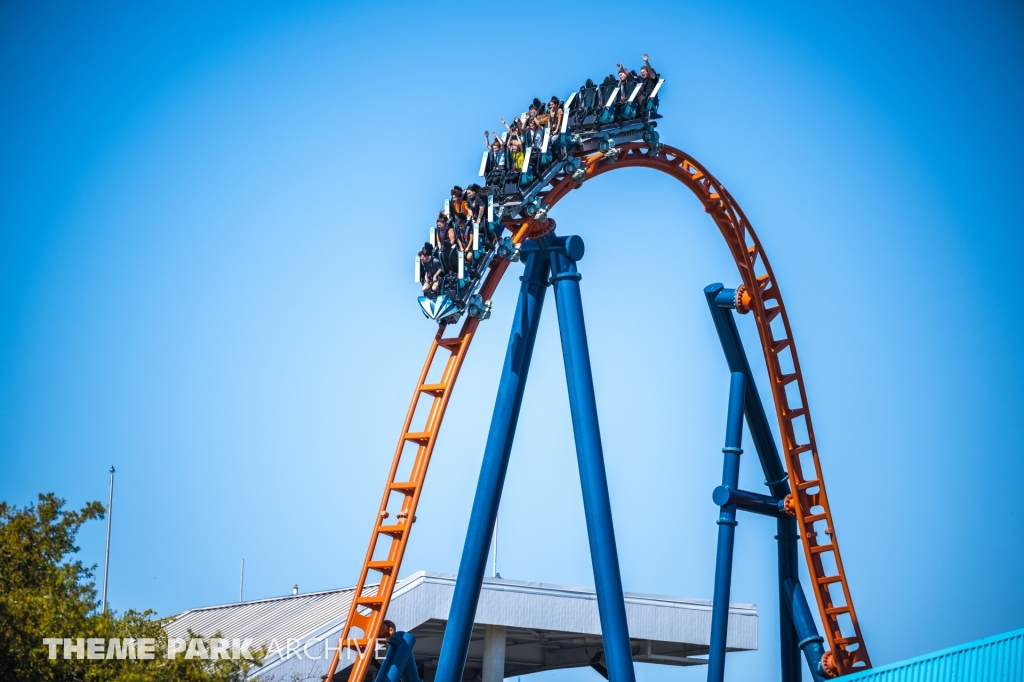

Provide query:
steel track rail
left=324, top=143, right=869, bottom=681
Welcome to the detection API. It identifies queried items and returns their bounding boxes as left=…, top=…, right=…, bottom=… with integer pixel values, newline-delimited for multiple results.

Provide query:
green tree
left=0, top=494, right=263, bottom=682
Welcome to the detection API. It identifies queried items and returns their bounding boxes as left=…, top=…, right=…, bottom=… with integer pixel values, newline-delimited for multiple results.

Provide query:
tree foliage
left=0, top=494, right=262, bottom=682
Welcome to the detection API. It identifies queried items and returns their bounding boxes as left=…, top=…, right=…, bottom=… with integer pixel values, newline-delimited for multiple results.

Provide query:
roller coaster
left=326, top=68, right=873, bottom=682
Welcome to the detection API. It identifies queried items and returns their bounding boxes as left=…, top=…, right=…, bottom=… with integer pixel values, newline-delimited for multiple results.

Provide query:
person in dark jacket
left=420, top=243, right=441, bottom=297
left=638, top=53, right=660, bottom=110
left=435, top=214, right=458, bottom=273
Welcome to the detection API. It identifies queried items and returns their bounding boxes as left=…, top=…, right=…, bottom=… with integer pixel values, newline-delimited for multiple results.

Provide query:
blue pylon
left=434, top=233, right=636, bottom=682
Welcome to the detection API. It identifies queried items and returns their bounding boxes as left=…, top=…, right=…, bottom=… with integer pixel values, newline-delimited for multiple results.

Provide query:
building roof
left=842, top=627, right=1024, bottom=682
left=165, top=571, right=757, bottom=681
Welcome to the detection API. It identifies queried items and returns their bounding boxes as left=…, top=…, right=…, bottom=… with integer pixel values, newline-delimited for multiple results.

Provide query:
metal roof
left=843, top=627, right=1023, bottom=682
left=164, top=571, right=758, bottom=681
left=165, top=584, right=366, bottom=653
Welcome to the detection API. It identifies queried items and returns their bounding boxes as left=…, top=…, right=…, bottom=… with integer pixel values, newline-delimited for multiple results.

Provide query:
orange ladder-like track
left=324, top=142, right=869, bottom=681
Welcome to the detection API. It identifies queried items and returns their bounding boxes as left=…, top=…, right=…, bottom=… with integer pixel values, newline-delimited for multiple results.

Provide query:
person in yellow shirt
left=500, top=118, right=526, bottom=170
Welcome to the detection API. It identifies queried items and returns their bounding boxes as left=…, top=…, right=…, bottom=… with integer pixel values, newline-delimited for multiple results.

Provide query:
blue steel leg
left=401, top=642, right=422, bottom=682
left=707, top=372, right=746, bottom=682
left=549, top=247, right=636, bottom=682
left=703, top=284, right=801, bottom=681
left=778, top=517, right=802, bottom=682
left=782, top=579, right=828, bottom=682
left=375, top=632, right=417, bottom=682
left=434, top=248, right=551, bottom=682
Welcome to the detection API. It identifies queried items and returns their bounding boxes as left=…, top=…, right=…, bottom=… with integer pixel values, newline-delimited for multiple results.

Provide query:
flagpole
left=101, top=466, right=115, bottom=614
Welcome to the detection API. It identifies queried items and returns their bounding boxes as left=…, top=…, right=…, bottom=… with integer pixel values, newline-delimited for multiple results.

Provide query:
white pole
left=239, top=559, right=245, bottom=602
left=101, top=466, right=114, bottom=614
left=492, top=516, right=498, bottom=578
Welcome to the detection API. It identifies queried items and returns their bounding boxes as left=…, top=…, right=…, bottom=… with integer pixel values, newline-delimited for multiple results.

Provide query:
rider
left=450, top=186, right=469, bottom=220
left=617, top=63, right=639, bottom=96
left=435, top=213, right=458, bottom=274
left=525, top=117, right=544, bottom=151
left=465, top=184, right=487, bottom=225
left=419, top=243, right=441, bottom=298
left=615, top=63, right=632, bottom=89
left=525, top=98, right=542, bottom=125
left=638, top=53, right=660, bottom=111
left=453, top=214, right=480, bottom=282
left=454, top=215, right=473, bottom=256
left=546, top=97, right=563, bottom=134
left=484, top=131, right=506, bottom=175
left=464, top=183, right=494, bottom=256
left=507, top=134, right=525, bottom=171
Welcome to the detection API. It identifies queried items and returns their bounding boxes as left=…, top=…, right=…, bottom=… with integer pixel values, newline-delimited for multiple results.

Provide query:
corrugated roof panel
left=165, top=586, right=363, bottom=648
left=844, top=627, right=1024, bottom=682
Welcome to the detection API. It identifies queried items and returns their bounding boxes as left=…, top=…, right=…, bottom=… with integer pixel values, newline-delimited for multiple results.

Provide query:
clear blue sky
left=2, top=1, right=1022, bottom=680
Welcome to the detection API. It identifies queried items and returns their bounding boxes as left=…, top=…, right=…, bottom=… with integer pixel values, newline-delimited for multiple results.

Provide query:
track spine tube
left=549, top=246, right=636, bottom=682
left=433, top=247, right=551, bottom=682
left=707, top=372, right=746, bottom=682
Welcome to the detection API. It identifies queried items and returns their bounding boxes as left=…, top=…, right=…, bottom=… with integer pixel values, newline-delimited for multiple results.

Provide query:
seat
left=502, top=171, right=523, bottom=198
left=577, top=85, right=600, bottom=127
left=598, top=83, right=618, bottom=124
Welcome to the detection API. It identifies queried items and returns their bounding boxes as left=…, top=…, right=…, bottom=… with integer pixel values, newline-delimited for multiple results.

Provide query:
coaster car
left=418, top=291, right=464, bottom=325
left=417, top=75, right=666, bottom=323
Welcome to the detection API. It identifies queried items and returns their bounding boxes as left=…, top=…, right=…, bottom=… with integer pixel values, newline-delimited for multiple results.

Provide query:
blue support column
left=777, top=517, right=801, bottom=682
left=782, top=579, right=828, bottom=682
left=375, top=632, right=421, bottom=682
left=704, top=284, right=802, bottom=682
left=549, top=242, right=636, bottom=682
left=434, top=247, right=551, bottom=682
left=707, top=372, right=746, bottom=682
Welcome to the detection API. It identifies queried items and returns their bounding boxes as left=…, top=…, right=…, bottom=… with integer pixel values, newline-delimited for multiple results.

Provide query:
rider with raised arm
left=526, top=117, right=544, bottom=152
left=615, top=63, right=634, bottom=91
left=501, top=118, right=526, bottom=171
left=484, top=131, right=506, bottom=175
left=638, top=53, right=660, bottom=111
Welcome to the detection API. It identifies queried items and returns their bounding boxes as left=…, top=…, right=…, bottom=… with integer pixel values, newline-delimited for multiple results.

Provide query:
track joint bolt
left=820, top=650, right=840, bottom=678
left=735, top=285, right=753, bottom=314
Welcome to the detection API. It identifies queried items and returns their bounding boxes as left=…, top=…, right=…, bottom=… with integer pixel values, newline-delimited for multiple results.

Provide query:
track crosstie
left=324, top=142, right=870, bottom=681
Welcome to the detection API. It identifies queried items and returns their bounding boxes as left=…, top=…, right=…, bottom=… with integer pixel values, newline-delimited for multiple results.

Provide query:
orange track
left=324, top=142, right=870, bottom=681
